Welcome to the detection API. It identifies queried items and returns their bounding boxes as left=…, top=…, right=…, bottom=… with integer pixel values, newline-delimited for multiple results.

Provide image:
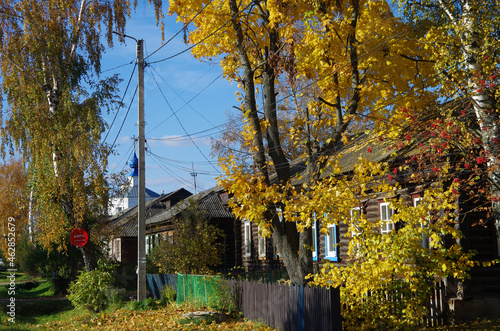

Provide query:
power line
left=148, top=68, right=222, bottom=175
left=103, top=63, right=137, bottom=144
left=149, top=2, right=253, bottom=64
left=148, top=64, right=220, bottom=128
left=145, top=0, right=215, bottom=61
left=146, top=64, right=225, bottom=135
left=110, top=86, right=138, bottom=150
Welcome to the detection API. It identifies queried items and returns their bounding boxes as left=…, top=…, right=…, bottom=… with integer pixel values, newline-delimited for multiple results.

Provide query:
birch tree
left=398, top=0, right=500, bottom=254
left=0, top=0, right=164, bottom=271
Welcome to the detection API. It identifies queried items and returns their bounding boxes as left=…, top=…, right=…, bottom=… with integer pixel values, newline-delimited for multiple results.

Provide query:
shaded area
left=0, top=299, right=74, bottom=326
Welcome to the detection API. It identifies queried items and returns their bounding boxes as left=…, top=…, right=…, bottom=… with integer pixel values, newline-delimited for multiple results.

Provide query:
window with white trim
left=244, top=221, right=252, bottom=257
left=312, top=213, right=318, bottom=261
left=258, top=225, right=266, bottom=258
left=414, top=196, right=430, bottom=249
left=324, top=214, right=339, bottom=261
left=380, top=202, right=394, bottom=234
left=350, top=207, right=362, bottom=256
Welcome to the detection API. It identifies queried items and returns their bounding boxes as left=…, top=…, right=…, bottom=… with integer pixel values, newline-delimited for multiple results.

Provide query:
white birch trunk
left=461, top=2, right=500, bottom=256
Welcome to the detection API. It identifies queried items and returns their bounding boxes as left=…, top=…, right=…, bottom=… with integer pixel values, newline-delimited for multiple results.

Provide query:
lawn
left=0, top=271, right=498, bottom=330
left=0, top=280, right=55, bottom=299
left=0, top=296, right=499, bottom=330
left=0, top=271, right=41, bottom=284
left=0, top=300, right=274, bottom=330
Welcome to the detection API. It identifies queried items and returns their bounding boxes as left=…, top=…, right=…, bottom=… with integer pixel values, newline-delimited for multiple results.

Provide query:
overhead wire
left=103, top=63, right=138, bottom=144
left=148, top=67, right=222, bottom=175
left=144, top=0, right=215, bottom=61
left=146, top=65, right=225, bottom=135
left=149, top=2, right=253, bottom=64
left=148, top=64, right=221, bottom=129
left=110, top=85, right=138, bottom=150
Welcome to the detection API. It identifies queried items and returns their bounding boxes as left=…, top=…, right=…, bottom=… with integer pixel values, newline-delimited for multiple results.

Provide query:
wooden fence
left=146, top=273, right=448, bottom=329
left=424, top=280, right=448, bottom=326
left=227, top=280, right=342, bottom=331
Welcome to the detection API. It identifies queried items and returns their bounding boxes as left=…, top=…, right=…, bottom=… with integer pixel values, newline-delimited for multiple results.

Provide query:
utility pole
left=190, top=162, right=198, bottom=194
left=112, top=31, right=146, bottom=301
left=137, top=39, right=146, bottom=302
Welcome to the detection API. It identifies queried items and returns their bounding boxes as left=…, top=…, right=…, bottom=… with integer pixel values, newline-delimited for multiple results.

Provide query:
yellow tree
left=0, top=0, right=164, bottom=271
left=0, top=158, right=29, bottom=255
left=170, top=0, right=436, bottom=284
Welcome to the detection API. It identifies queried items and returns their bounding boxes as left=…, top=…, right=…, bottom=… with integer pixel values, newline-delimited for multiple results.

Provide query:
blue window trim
left=312, top=213, right=318, bottom=261
left=324, top=213, right=339, bottom=262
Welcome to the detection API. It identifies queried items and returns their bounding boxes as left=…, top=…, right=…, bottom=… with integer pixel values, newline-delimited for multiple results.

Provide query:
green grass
left=0, top=271, right=39, bottom=284
left=0, top=281, right=54, bottom=299
left=0, top=298, right=80, bottom=329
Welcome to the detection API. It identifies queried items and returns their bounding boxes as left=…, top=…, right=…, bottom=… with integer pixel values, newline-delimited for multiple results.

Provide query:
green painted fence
left=176, top=274, right=221, bottom=305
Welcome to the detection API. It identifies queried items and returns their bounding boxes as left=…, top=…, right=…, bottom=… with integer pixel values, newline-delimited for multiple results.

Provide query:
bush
left=159, top=285, right=176, bottom=306
left=207, top=279, right=239, bottom=314
left=67, top=268, right=113, bottom=312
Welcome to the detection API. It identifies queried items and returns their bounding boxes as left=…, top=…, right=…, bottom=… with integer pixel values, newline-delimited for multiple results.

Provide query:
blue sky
left=101, top=4, right=237, bottom=195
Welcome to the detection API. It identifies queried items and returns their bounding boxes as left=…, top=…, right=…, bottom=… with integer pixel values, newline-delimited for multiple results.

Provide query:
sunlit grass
left=4, top=301, right=274, bottom=330
left=0, top=280, right=54, bottom=299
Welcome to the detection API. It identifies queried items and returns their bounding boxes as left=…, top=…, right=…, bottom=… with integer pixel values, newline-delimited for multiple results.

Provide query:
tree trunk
left=229, top=0, right=313, bottom=284
left=460, top=3, right=500, bottom=257
left=80, top=240, right=99, bottom=272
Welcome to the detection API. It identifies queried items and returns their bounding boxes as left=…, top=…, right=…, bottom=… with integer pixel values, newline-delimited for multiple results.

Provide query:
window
left=350, top=207, right=362, bottom=256
left=324, top=214, right=339, bottom=261
left=414, top=196, right=430, bottom=249
left=380, top=202, right=394, bottom=234
left=312, top=213, right=318, bottom=261
left=258, top=225, right=266, bottom=258
left=244, top=221, right=251, bottom=257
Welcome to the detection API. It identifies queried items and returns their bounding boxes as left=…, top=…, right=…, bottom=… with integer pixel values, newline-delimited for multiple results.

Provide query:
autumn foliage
left=0, top=159, right=29, bottom=255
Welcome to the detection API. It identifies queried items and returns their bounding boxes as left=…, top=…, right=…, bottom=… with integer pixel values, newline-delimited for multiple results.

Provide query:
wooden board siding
left=241, top=220, right=282, bottom=270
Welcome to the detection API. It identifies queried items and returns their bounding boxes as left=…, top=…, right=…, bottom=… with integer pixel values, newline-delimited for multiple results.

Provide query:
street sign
left=70, top=228, right=88, bottom=247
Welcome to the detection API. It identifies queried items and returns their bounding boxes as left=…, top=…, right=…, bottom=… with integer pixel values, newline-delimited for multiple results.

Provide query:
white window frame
left=244, top=221, right=252, bottom=257
left=380, top=202, right=394, bottom=234
left=350, top=207, right=362, bottom=256
left=414, top=196, right=430, bottom=249
left=258, top=225, right=266, bottom=258
left=312, top=213, right=318, bottom=261
left=324, top=214, right=338, bottom=261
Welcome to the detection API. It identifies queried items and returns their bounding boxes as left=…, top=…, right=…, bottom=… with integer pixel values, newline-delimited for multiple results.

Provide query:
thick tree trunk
left=229, top=0, right=312, bottom=284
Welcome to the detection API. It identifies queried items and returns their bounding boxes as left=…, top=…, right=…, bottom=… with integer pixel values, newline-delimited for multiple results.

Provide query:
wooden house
left=236, top=132, right=500, bottom=320
left=106, top=188, right=192, bottom=265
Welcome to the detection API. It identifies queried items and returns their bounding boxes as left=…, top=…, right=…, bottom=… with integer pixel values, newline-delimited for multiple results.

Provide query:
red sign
left=70, top=228, right=88, bottom=247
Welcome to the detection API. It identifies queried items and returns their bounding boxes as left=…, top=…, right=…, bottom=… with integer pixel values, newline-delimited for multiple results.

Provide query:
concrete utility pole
left=112, top=31, right=146, bottom=301
left=137, top=39, right=146, bottom=302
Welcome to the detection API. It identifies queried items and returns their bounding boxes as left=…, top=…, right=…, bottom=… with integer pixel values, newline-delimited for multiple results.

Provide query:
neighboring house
left=146, top=186, right=241, bottom=271
left=108, top=152, right=161, bottom=216
left=106, top=188, right=192, bottom=264
left=107, top=185, right=241, bottom=271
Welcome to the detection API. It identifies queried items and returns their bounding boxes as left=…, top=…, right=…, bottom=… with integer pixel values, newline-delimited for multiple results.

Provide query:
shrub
left=67, top=269, right=113, bottom=312
left=207, top=279, right=239, bottom=314
left=159, top=285, right=176, bottom=306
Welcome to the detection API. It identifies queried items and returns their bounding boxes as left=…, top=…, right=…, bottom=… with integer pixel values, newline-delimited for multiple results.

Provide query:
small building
left=106, top=188, right=192, bottom=264
left=108, top=152, right=161, bottom=216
